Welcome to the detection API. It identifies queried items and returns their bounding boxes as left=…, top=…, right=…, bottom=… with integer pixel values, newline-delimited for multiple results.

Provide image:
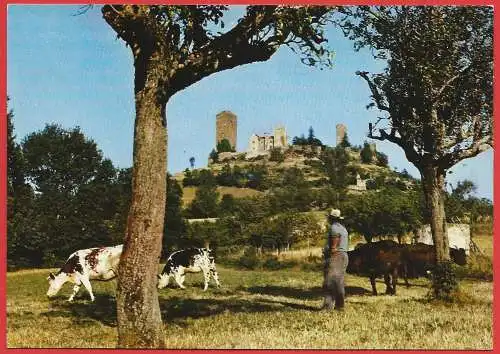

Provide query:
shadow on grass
left=42, top=292, right=306, bottom=328
left=39, top=283, right=396, bottom=329
left=245, top=285, right=372, bottom=300
left=42, top=294, right=117, bottom=327
left=160, top=296, right=290, bottom=326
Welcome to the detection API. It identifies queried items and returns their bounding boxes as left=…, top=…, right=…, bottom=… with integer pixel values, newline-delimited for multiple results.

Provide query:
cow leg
left=384, top=273, right=393, bottom=295
left=391, top=269, right=398, bottom=295
left=157, top=274, right=170, bottom=289
left=68, top=283, right=81, bottom=302
left=370, top=275, right=378, bottom=296
left=403, top=263, right=410, bottom=287
left=202, top=269, right=211, bottom=291
left=210, top=267, right=221, bottom=288
left=80, top=276, right=95, bottom=301
left=174, top=272, right=186, bottom=289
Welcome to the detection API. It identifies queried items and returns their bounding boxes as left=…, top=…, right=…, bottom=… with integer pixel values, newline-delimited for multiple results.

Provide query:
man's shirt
left=325, top=222, right=349, bottom=252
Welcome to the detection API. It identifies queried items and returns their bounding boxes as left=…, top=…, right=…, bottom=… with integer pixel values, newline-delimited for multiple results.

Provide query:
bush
left=262, top=256, right=282, bottom=270
left=376, top=152, right=389, bottom=167
left=269, top=148, right=285, bottom=163
left=301, top=254, right=323, bottom=271
left=238, top=247, right=260, bottom=269
left=360, top=142, right=374, bottom=163
left=429, top=261, right=458, bottom=301
left=366, top=179, right=377, bottom=190
left=217, top=138, right=235, bottom=153
left=455, top=253, right=493, bottom=281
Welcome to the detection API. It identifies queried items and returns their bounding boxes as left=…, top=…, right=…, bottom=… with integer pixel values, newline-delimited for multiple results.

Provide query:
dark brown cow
left=403, top=243, right=467, bottom=280
left=347, top=240, right=406, bottom=296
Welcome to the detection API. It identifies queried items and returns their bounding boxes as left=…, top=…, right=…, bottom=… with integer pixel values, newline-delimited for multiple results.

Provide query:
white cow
left=158, top=248, right=220, bottom=291
left=46, top=245, right=122, bottom=302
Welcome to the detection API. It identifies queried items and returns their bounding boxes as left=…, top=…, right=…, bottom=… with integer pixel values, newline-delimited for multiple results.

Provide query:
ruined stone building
left=336, top=123, right=347, bottom=146
left=347, top=173, right=367, bottom=192
left=216, top=111, right=237, bottom=150
left=248, top=126, right=288, bottom=153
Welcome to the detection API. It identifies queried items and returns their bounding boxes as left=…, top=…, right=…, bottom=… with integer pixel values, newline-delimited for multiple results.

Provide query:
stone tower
left=273, top=126, right=288, bottom=148
left=336, top=124, right=347, bottom=146
left=216, top=111, right=237, bottom=150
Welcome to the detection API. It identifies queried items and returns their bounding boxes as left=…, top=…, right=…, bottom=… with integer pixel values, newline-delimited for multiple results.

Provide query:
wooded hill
left=175, top=141, right=416, bottom=208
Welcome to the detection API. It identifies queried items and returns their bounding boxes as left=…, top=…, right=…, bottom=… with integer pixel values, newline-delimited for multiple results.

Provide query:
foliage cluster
left=7, top=121, right=131, bottom=269
left=292, top=126, right=323, bottom=146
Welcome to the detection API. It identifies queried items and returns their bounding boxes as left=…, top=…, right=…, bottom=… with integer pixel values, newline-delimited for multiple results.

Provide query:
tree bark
left=420, top=164, right=450, bottom=262
left=117, top=56, right=168, bottom=348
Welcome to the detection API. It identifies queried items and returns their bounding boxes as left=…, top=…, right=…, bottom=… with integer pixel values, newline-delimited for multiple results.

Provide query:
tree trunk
left=421, top=164, right=450, bottom=262
left=117, top=57, right=168, bottom=348
left=420, top=163, right=458, bottom=299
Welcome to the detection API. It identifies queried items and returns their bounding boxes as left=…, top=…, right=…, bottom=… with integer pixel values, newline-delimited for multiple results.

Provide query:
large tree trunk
left=117, top=56, right=168, bottom=348
left=420, top=163, right=458, bottom=299
left=420, top=164, right=450, bottom=262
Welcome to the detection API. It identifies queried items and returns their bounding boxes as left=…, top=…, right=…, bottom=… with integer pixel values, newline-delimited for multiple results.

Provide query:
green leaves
left=8, top=123, right=129, bottom=267
left=340, top=6, right=492, bottom=167
left=342, top=187, right=423, bottom=241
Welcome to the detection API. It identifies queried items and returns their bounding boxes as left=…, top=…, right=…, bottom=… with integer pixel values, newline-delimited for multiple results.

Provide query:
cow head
left=157, top=273, right=170, bottom=289
left=46, top=272, right=69, bottom=298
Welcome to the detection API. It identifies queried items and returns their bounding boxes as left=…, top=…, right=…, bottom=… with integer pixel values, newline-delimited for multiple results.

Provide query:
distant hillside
left=174, top=144, right=418, bottom=209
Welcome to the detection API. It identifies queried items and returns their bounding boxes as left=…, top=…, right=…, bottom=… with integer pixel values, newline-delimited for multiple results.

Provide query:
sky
left=7, top=5, right=494, bottom=200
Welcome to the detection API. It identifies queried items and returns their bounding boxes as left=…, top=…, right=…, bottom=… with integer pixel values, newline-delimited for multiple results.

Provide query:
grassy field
left=7, top=262, right=492, bottom=349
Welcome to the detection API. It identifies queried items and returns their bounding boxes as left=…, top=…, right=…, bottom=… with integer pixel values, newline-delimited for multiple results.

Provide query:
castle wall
left=274, top=126, right=288, bottom=148
left=216, top=111, right=237, bottom=150
left=336, top=124, right=346, bottom=146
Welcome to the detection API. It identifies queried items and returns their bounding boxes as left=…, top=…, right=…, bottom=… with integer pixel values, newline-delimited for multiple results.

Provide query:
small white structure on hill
left=414, top=224, right=471, bottom=255
left=347, top=173, right=367, bottom=192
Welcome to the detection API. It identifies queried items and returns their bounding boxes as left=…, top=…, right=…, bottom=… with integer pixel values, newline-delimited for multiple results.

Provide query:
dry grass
left=276, top=247, right=323, bottom=260
left=182, top=186, right=263, bottom=206
left=7, top=264, right=492, bottom=349
left=473, top=232, right=493, bottom=257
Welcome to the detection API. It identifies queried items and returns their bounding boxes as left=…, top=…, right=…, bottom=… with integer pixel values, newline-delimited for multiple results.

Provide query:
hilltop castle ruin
left=212, top=111, right=375, bottom=166
left=216, top=111, right=237, bottom=151
left=248, top=126, right=288, bottom=154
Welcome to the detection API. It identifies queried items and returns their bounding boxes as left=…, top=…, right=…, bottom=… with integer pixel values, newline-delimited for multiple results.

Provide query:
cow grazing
left=403, top=243, right=467, bottom=279
left=347, top=240, right=406, bottom=296
left=46, top=245, right=122, bottom=302
left=158, top=248, right=220, bottom=291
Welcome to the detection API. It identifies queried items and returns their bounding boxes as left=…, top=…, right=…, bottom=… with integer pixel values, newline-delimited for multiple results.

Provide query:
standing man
left=322, top=208, right=349, bottom=311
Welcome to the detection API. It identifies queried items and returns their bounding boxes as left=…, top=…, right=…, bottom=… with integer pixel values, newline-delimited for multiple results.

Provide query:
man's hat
left=328, top=208, right=344, bottom=219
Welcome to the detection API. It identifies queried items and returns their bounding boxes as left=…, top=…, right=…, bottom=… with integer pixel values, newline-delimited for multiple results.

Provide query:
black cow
left=157, top=248, right=220, bottom=291
left=347, top=240, right=406, bottom=295
left=403, top=243, right=467, bottom=280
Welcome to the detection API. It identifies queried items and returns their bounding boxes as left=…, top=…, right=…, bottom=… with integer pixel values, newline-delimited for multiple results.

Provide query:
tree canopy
left=339, top=6, right=493, bottom=169
left=338, top=5, right=492, bottom=299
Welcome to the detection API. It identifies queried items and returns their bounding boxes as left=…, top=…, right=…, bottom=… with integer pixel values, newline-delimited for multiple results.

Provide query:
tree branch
left=167, top=6, right=292, bottom=95
left=356, top=71, right=390, bottom=112
left=432, top=65, right=471, bottom=104
left=369, top=127, right=422, bottom=166
left=441, top=135, right=492, bottom=169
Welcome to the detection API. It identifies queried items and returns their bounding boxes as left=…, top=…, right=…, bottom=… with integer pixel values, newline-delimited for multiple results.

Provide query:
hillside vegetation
left=7, top=122, right=492, bottom=269
left=177, top=142, right=409, bottom=205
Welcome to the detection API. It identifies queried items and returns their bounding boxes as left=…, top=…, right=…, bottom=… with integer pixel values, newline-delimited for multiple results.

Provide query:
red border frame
left=1, top=1, right=497, bottom=353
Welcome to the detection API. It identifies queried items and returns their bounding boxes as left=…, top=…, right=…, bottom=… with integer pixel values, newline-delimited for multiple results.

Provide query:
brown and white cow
left=46, top=245, right=122, bottom=301
left=157, top=248, right=220, bottom=291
